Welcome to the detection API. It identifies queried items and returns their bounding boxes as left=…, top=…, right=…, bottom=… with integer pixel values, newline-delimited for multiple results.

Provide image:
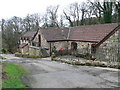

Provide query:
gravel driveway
left=1, top=54, right=120, bottom=88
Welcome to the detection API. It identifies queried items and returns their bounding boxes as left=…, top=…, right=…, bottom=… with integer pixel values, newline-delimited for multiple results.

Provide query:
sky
left=0, top=0, right=88, bottom=20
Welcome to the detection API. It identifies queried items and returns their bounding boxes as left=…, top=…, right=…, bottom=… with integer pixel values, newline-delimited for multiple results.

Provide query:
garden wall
left=20, top=45, right=29, bottom=54
left=29, top=46, right=40, bottom=56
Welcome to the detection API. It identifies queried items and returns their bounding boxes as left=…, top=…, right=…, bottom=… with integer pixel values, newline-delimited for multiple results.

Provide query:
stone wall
left=51, top=41, right=68, bottom=50
left=33, top=30, right=49, bottom=49
left=51, top=41, right=95, bottom=55
left=20, top=45, right=29, bottom=54
left=95, top=30, right=119, bottom=62
left=72, top=42, right=94, bottom=54
left=29, top=31, right=50, bottom=56
left=29, top=46, right=40, bottom=56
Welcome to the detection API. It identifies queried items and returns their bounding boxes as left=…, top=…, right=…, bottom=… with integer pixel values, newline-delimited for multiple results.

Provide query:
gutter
left=47, top=39, right=98, bottom=43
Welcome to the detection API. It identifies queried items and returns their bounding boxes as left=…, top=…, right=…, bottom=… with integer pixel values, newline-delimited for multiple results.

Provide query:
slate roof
left=21, top=23, right=120, bottom=43
left=40, top=27, right=69, bottom=41
left=40, top=23, right=119, bottom=42
left=21, top=30, right=38, bottom=40
left=69, top=23, right=119, bottom=42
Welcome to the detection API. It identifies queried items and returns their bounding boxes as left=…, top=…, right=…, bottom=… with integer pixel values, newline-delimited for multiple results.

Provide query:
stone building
left=19, top=23, right=120, bottom=61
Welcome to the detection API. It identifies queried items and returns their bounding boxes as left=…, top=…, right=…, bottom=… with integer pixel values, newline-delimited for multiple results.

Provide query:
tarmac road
left=1, top=54, right=120, bottom=88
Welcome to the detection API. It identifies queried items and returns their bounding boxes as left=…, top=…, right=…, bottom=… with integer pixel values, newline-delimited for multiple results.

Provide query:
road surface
left=1, top=54, right=120, bottom=88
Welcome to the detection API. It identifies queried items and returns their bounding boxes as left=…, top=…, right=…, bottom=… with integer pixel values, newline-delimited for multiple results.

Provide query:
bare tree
left=63, top=10, right=73, bottom=27
left=80, top=2, right=88, bottom=25
left=46, top=5, right=59, bottom=27
left=63, top=2, right=81, bottom=26
left=59, top=15, right=64, bottom=27
left=42, top=14, right=49, bottom=28
left=22, top=13, right=41, bottom=32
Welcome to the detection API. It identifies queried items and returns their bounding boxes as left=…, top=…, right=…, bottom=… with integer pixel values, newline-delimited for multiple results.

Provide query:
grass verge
left=2, top=63, right=28, bottom=88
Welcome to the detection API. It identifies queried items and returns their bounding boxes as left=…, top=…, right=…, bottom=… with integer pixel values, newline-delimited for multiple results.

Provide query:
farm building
left=19, top=23, right=120, bottom=62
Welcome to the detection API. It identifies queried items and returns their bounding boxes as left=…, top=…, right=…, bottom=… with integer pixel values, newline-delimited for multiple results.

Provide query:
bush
left=1, top=49, right=7, bottom=54
left=0, top=56, right=6, bottom=59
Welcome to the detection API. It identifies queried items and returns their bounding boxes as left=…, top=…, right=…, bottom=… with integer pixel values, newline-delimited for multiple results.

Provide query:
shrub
left=1, top=49, right=7, bottom=54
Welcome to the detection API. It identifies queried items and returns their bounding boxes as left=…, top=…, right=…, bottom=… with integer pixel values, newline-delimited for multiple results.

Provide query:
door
left=71, top=42, right=77, bottom=50
left=38, top=34, right=41, bottom=47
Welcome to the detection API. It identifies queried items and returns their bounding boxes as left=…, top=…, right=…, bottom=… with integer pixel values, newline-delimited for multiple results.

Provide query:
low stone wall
left=20, top=45, right=29, bottom=54
left=52, top=57, right=120, bottom=69
left=29, top=46, right=40, bottom=56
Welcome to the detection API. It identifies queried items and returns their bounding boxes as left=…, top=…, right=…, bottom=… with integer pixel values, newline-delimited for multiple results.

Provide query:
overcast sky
left=0, top=0, right=89, bottom=19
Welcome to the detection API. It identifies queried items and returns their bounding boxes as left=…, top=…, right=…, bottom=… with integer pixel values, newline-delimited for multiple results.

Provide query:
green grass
left=2, top=63, right=28, bottom=88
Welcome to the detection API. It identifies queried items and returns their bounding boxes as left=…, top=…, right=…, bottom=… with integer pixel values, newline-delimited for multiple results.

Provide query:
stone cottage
left=19, top=23, right=120, bottom=61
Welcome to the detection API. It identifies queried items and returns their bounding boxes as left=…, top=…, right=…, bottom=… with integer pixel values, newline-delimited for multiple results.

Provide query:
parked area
left=1, top=54, right=119, bottom=88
